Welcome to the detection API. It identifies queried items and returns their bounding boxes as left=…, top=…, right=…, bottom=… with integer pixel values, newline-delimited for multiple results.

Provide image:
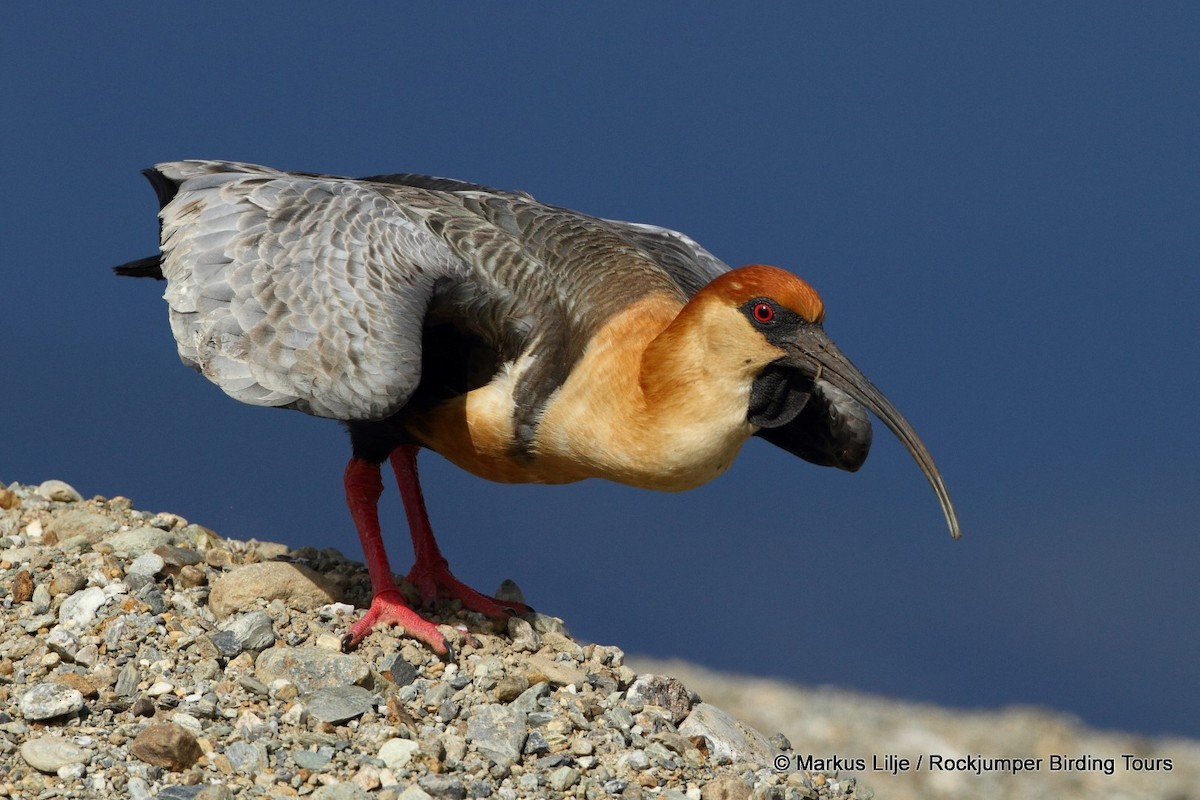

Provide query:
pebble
left=256, top=646, right=370, bottom=693
left=45, top=626, right=80, bottom=660
left=626, top=673, right=694, bottom=724
left=209, top=561, right=342, bottom=618
left=130, top=722, right=203, bottom=770
left=382, top=654, right=418, bottom=686
left=507, top=616, right=540, bottom=651
left=306, top=685, right=375, bottom=723
left=222, top=610, right=276, bottom=651
left=313, top=784, right=372, bottom=800
left=224, top=740, right=268, bottom=773
left=678, top=703, right=775, bottom=765
left=293, top=748, right=334, bottom=769
left=127, top=551, right=165, bottom=576
left=0, top=486, right=18, bottom=509
left=46, top=509, right=116, bottom=542
left=19, top=735, right=90, bottom=773
left=9, top=569, right=34, bottom=603
left=378, top=737, right=420, bottom=769
left=58, top=586, right=109, bottom=629
left=417, top=774, right=466, bottom=799
left=207, top=629, right=244, bottom=658
left=466, top=703, right=528, bottom=768
left=105, top=526, right=179, bottom=556
left=19, top=683, right=85, bottom=720
left=36, top=479, right=83, bottom=503
left=397, top=787, right=434, bottom=800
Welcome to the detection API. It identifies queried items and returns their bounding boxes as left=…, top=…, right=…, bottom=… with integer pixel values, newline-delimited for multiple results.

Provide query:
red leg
left=341, top=457, right=451, bottom=654
left=389, top=445, right=531, bottom=617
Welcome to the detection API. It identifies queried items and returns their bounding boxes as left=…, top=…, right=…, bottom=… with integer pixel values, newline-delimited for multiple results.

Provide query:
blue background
left=3, top=5, right=1197, bottom=738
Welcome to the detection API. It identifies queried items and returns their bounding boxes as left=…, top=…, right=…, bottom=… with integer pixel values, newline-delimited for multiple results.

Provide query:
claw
left=406, top=559, right=534, bottom=618
left=342, top=588, right=452, bottom=655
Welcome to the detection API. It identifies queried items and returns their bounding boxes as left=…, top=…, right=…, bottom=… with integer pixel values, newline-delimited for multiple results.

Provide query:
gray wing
left=598, top=220, right=731, bottom=298
left=155, top=161, right=468, bottom=420
left=148, top=161, right=729, bottom=430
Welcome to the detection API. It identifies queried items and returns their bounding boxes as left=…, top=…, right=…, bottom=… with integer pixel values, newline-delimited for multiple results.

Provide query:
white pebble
left=378, top=738, right=420, bottom=770
left=58, top=587, right=108, bottom=630
left=36, top=480, right=83, bottom=503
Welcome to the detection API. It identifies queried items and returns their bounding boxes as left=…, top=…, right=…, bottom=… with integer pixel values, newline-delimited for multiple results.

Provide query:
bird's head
left=697, top=264, right=961, bottom=539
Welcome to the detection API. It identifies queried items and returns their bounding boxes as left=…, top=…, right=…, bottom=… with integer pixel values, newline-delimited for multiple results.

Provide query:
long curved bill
left=784, top=329, right=962, bottom=539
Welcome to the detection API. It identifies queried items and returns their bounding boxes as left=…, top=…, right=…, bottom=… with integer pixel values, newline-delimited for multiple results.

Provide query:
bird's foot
left=341, top=588, right=454, bottom=657
left=406, top=559, right=532, bottom=618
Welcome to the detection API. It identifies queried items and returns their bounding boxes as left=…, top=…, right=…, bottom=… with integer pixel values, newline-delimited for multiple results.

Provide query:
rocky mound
left=0, top=479, right=839, bottom=800
left=5, top=478, right=1197, bottom=800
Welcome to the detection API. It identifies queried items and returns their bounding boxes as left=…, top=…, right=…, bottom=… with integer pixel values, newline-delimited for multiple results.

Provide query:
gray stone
left=20, top=735, right=90, bottom=773
left=163, top=786, right=210, bottom=800
left=127, top=552, right=165, bottom=576
left=154, top=544, right=204, bottom=567
left=123, top=572, right=154, bottom=593
left=382, top=655, right=418, bottom=686
left=256, top=646, right=370, bottom=693
left=626, top=673, right=693, bottom=724
left=36, top=480, right=83, bottom=503
left=506, top=617, right=540, bottom=652
left=74, top=643, right=98, bottom=668
left=306, top=685, right=375, bottom=723
left=126, top=776, right=152, bottom=800
left=293, top=747, right=334, bottom=770
left=225, top=741, right=268, bottom=774
left=396, top=787, right=433, bottom=800
left=417, top=775, right=466, bottom=799
left=618, top=749, right=650, bottom=771
left=312, top=785, right=372, bottom=800
left=19, top=683, right=85, bottom=720
left=45, top=626, right=80, bottom=661
left=466, top=703, right=528, bottom=768
left=223, top=610, right=276, bottom=652
left=115, top=661, right=140, bottom=696
left=510, top=681, right=550, bottom=715
left=548, top=765, right=580, bottom=791
left=523, top=729, right=550, bottom=754
left=238, top=676, right=270, bottom=696
left=57, top=762, right=86, bottom=780
left=138, top=584, right=167, bottom=614
left=678, top=702, right=774, bottom=766
left=31, top=582, right=51, bottom=613
left=105, top=526, right=179, bottom=556
left=530, top=612, right=567, bottom=635
left=57, top=586, right=108, bottom=629
left=208, top=630, right=243, bottom=658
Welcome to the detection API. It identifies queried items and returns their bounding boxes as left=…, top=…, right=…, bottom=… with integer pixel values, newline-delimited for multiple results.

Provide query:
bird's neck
left=533, top=293, right=761, bottom=491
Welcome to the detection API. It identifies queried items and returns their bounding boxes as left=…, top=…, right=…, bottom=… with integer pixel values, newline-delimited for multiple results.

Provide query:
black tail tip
left=113, top=255, right=164, bottom=279
left=142, top=167, right=179, bottom=209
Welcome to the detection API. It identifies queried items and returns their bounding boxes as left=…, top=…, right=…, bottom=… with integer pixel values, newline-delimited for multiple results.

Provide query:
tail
left=113, top=255, right=163, bottom=279
left=114, top=168, right=177, bottom=280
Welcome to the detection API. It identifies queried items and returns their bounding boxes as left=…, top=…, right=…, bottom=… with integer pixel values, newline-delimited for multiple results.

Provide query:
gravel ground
left=0, top=479, right=852, bottom=800
left=3, top=478, right=1195, bottom=800
left=629, top=657, right=1200, bottom=799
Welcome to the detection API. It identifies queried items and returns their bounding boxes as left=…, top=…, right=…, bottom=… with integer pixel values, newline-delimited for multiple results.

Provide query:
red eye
left=752, top=302, right=775, bottom=323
